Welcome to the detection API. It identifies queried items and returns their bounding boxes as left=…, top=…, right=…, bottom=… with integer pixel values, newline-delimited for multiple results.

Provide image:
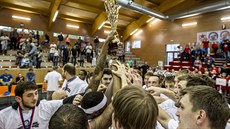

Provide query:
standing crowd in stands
left=0, top=29, right=126, bottom=69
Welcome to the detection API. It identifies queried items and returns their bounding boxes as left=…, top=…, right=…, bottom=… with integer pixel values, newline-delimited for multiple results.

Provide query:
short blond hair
left=113, top=86, right=158, bottom=129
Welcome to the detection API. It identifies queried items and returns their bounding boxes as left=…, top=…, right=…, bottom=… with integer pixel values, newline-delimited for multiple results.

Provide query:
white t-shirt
left=44, top=71, right=63, bottom=91
left=62, top=76, right=88, bottom=96
left=0, top=100, right=63, bottom=129
left=0, top=36, right=9, bottom=44
left=50, top=44, right=57, bottom=53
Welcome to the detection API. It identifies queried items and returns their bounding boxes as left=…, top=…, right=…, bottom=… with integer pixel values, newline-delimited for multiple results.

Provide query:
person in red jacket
left=211, top=42, right=219, bottom=57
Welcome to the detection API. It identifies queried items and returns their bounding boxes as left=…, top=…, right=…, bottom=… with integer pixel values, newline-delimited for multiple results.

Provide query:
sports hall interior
left=0, top=0, right=230, bottom=106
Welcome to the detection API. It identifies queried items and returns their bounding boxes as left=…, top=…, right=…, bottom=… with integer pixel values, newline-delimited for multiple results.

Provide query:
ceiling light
left=221, top=16, right=230, bottom=21
left=146, top=17, right=154, bottom=23
left=135, top=29, right=143, bottom=35
left=98, top=22, right=105, bottom=30
left=12, top=15, right=31, bottom=21
left=130, top=29, right=138, bottom=36
left=151, top=19, right=160, bottom=24
left=52, top=10, right=59, bottom=22
left=66, top=24, right=79, bottom=28
left=216, top=6, right=230, bottom=11
left=182, top=22, right=197, bottom=27
left=104, top=30, right=110, bottom=34
left=178, top=13, right=200, bottom=19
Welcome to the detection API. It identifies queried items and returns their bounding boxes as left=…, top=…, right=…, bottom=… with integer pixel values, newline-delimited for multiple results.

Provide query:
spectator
left=212, top=41, right=219, bottom=57
left=44, top=66, right=63, bottom=100
left=36, top=49, right=43, bottom=68
left=9, top=28, right=18, bottom=50
left=49, top=42, right=56, bottom=62
left=53, top=48, right=59, bottom=66
left=78, top=70, right=87, bottom=83
left=0, top=33, right=10, bottom=54
left=204, top=54, right=215, bottom=70
left=194, top=56, right=202, bottom=69
left=57, top=32, right=64, bottom=47
left=26, top=68, right=36, bottom=83
left=71, top=45, right=77, bottom=66
left=15, top=73, right=25, bottom=84
left=62, top=44, right=69, bottom=66
left=65, top=35, right=70, bottom=45
left=0, top=69, right=13, bottom=92
left=20, top=55, right=30, bottom=68
left=26, top=43, right=37, bottom=67
left=85, top=43, right=93, bottom=63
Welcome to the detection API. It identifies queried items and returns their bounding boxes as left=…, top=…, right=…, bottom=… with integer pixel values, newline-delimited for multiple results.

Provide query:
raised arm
left=87, top=31, right=116, bottom=91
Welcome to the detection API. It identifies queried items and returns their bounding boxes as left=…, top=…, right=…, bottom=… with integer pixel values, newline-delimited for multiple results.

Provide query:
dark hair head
left=15, top=81, right=37, bottom=98
left=80, top=91, right=107, bottom=118
left=103, top=68, right=112, bottom=75
left=49, top=104, right=88, bottom=129
left=63, top=63, right=76, bottom=76
left=80, top=70, right=87, bottom=76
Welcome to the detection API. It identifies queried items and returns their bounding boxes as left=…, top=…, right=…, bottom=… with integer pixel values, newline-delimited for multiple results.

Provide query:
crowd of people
left=0, top=60, right=229, bottom=129
left=1, top=29, right=126, bottom=69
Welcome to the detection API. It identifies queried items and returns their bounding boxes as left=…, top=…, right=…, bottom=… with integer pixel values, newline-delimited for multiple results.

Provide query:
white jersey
left=62, top=76, right=88, bottom=96
left=159, top=99, right=178, bottom=121
left=167, top=119, right=179, bottom=129
left=44, top=71, right=63, bottom=91
left=0, top=100, right=63, bottom=129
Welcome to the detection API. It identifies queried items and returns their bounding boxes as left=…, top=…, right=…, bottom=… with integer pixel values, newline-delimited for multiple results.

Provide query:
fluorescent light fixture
left=146, top=17, right=154, bottom=23
left=135, top=29, right=143, bottom=35
left=130, top=29, right=138, bottom=36
left=221, top=16, right=230, bottom=21
left=216, top=6, right=230, bottom=11
left=182, top=22, right=197, bottom=27
left=178, top=13, right=200, bottom=19
left=12, top=15, right=31, bottom=21
left=98, top=22, right=105, bottom=30
left=66, top=24, right=79, bottom=28
left=52, top=10, right=59, bottom=22
left=104, top=30, right=110, bottom=34
left=151, top=19, right=160, bottom=24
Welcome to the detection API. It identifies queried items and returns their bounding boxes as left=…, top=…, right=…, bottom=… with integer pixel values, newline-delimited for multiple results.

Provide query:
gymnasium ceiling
left=0, top=0, right=226, bottom=40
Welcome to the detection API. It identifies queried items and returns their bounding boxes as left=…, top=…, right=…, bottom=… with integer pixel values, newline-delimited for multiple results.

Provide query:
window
left=132, top=40, right=141, bottom=49
left=0, top=26, right=12, bottom=31
left=53, top=32, right=82, bottom=40
left=166, top=44, right=180, bottom=52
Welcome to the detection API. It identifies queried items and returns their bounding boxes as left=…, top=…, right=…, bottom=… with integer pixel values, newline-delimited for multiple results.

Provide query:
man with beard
left=0, top=81, right=79, bottom=129
left=96, top=68, right=113, bottom=93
